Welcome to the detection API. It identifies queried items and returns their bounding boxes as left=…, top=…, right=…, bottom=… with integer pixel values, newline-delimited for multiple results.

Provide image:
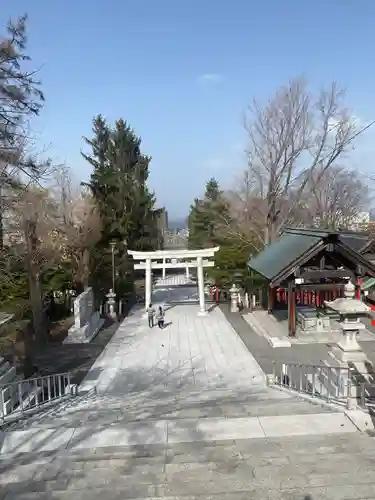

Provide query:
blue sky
left=1, top=0, right=375, bottom=218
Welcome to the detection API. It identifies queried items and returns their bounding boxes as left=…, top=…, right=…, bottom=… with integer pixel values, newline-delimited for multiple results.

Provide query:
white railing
left=271, top=362, right=364, bottom=409
left=0, top=372, right=76, bottom=425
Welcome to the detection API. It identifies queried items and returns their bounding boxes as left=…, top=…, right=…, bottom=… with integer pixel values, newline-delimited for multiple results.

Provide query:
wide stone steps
left=0, top=431, right=373, bottom=499
left=3, top=387, right=337, bottom=432
left=0, top=411, right=357, bottom=456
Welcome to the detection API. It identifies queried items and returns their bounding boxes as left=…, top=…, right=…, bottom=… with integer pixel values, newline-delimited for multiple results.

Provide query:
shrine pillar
left=197, top=256, right=206, bottom=315
left=145, top=258, right=152, bottom=310
left=288, top=280, right=296, bottom=337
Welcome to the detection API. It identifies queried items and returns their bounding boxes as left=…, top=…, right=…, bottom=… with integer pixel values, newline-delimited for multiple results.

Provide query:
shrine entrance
left=248, top=228, right=375, bottom=337
left=127, top=247, right=219, bottom=316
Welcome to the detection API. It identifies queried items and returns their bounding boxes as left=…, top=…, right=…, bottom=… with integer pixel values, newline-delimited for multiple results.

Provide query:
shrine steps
left=2, top=385, right=342, bottom=434
left=2, top=431, right=375, bottom=500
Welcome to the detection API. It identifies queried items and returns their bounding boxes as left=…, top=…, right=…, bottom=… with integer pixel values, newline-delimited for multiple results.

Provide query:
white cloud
left=196, top=73, right=222, bottom=84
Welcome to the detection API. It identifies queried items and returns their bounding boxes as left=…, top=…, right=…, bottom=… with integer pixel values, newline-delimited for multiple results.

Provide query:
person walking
left=156, top=305, right=165, bottom=329
left=147, top=303, right=155, bottom=328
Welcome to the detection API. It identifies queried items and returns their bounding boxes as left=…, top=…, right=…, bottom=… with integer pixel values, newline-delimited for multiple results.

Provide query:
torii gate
left=127, top=247, right=219, bottom=315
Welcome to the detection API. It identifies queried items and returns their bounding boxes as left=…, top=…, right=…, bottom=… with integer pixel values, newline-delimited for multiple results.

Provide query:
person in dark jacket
left=156, top=306, right=165, bottom=329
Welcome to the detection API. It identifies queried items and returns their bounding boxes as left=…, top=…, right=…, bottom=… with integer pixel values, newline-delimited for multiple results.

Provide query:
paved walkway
left=1, top=432, right=374, bottom=499
left=1, top=282, right=356, bottom=449
left=0, top=277, right=370, bottom=498
left=154, top=274, right=195, bottom=287
left=80, top=300, right=267, bottom=400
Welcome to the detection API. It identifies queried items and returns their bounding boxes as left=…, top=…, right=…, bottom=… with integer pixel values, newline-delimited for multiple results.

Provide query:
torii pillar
left=197, top=256, right=206, bottom=315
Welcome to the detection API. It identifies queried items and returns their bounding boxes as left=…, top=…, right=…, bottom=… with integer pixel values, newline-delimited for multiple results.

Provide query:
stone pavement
left=152, top=283, right=200, bottom=303
left=78, top=301, right=267, bottom=395
left=224, top=307, right=375, bottom=387
left=1, top=432, right=375, bottom=499
left=0, top=277, right=370, bottom=498
left=223, top=308, right=331, bottom=375
left=154, top=274, right=195, bottom=287
left=3, top=302, right=340, bottom=434
left=244, top=309, right=375, bottom=345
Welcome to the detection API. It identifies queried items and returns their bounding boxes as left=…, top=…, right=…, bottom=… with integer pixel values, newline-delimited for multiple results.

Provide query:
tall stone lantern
left=324, top=281, right=370, bottom=409
left=229, top=284, right=239, bottom=313
left=106, top=288, right=117, bottom=321
left=325, top=281, right=370, bottom=363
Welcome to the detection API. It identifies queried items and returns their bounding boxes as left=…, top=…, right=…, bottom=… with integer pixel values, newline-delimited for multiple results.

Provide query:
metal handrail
left=0, top=372, right=76, bottom=425
left=271, top=361, right=353, bottom=408
left=271, top=360, right=375, bottom=412
left=358, top=381, right=375, bottom=409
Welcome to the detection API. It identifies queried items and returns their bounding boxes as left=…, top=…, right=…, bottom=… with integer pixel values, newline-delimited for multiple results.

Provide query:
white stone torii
left=127, top=247, right=219, bottom=316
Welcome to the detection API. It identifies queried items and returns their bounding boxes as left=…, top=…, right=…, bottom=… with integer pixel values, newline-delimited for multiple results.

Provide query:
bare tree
left=235, top=77, right=374, bottom=246
left=9, top=183, right=60, bottom=346
left=51, top=166, right=102, bottom=289
left=62, top=191, right=102, bottom=289
left=302, top=165, right=370, bottom=230
left=214, top=177, right=265, bottom=253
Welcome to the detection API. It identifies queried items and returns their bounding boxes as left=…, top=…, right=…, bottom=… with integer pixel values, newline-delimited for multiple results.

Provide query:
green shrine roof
left=248, top=227, right=372, bottom=284
left=362, top=277, right=375, bottom=292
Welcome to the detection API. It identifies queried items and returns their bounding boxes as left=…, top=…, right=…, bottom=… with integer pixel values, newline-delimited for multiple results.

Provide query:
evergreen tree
left=188, top=178, right=228, bottom=249
left=188, top=178, right=252, bottom=288
left=0, top=14, right=45, bottom=248
left=81, top=115, right=112, bottom=234
left=0, top=14, right=44, bottom=156
left=82, top=115, right=158, bottom=296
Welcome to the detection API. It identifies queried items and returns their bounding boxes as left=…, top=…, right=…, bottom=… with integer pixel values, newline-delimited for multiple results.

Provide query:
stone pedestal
left=64, top=287, right=104, bottom=344
left=332, top=320, right=367, bottom=364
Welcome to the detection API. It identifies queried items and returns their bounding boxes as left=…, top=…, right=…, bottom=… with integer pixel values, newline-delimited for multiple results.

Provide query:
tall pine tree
left=188, top=178, right=228, bottom=249
left=82, top=115, right=158, bottom=296
left=188, top=178, right=251, bottom=288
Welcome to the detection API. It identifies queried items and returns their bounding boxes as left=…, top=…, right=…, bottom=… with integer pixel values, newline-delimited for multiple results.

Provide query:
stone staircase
left=0, top=384, right=357, bottom=458
left=0, top=424, right=374, bottom=499
left=0, top=289, right=372, bottom=499
left=0, top=373, right=369, bottom=499
left=2, top=386, right=338, bottom=432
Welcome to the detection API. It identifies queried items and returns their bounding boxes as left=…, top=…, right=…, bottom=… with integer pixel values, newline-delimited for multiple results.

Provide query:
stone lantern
left=324, top=281, right=371, bottom=409
left=229, top=283, right=239, bottom=313
left=325, top=281, right=370, bottom=363
left=106, top=288, right=117, bottom=321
